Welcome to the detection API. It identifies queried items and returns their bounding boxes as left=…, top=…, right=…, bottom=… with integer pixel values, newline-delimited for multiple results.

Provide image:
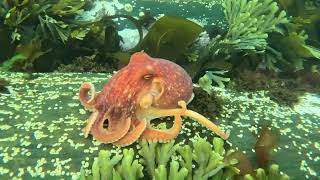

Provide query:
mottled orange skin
left=80, top=52, right=229, bottom=146
left=79, top=51, right=194, bottom=145
left=96, top=52, right=192, bottom=120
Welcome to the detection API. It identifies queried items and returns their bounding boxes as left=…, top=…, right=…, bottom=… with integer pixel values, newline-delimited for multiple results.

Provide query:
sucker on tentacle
left=114, top=119, right=147, bottom=146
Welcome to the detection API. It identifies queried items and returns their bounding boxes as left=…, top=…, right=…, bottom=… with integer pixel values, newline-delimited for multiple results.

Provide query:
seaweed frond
left=221, top=0, right=288, bottom=52
left=244, top=164, right=290, bottom=180
left=81, top=138, right=240, bottom=179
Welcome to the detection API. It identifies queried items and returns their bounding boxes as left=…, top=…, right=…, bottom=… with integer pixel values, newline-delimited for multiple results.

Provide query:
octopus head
left=126, top=52, right=193, bottom=113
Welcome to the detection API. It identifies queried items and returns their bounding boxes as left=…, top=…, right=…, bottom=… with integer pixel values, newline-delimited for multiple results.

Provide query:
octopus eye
left=143, top=74, right=152, bottom=80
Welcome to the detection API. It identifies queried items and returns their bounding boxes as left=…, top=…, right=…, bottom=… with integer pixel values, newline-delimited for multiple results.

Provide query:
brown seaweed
left=254, top=126, right=280, bottom=169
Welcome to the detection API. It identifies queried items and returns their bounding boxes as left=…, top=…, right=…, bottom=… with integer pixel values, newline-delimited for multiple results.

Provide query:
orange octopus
left=79, top=51, right=229, bottom=146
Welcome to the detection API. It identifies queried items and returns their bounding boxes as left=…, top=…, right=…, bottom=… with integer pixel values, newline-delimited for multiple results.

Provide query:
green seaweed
left=198, top=70, right=230, bottom=94
left=50, top=0, right=87, bottom=16
left=192, top=138, right=239, bottom=180
left=38, top=14, right=70, bottom=43
left=177, top=145, right=193, bottom=180
left=1, top=39, right=50, bottom=71
left=243, top=164, right=290, bottom=180
left=220, top=0, right=288, bottom=53
left=81, top=138, right=243, bottom=180
left=138, top=140, right=157, bottom=177
left=116, top=149, right=144, bottom=180
left=266, top=30, right=320, bottom=71
left=138, top=15, right=203, bottom=61
left=191, top=0, right=289, bottom=91
left=155, top=161, right=188, bottom=180
left=98, top=150, right=123, bottom=180
left=80, top=148, right=143, bottom=180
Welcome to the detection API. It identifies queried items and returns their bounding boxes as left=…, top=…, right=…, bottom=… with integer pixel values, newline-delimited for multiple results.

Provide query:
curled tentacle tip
left=178, top=100, right=187, bottom=109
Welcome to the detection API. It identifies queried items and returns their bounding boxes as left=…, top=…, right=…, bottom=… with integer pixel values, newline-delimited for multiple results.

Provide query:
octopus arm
left=89, top=113, right=131, bottom=143
left=113, top=118, right=147, bottom=146
left=79, top=82, right=97, bottom=110
left=140, top=115, right=182, bottom=142
left=83, top=111, right=99, bottom=138
left=137, top=101, right=230, bottom=140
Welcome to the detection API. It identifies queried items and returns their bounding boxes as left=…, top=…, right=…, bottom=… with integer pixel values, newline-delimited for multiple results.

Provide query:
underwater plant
left=243, top=164, right=290, bottom=180
left=0, top=78, right=9, bottom=93
left=265, top=27, right=320, bottom=71
left=0, top=0, right=92, bottom=71
left=79, top=137, right=240, bottom=180
left=80, top=136, right=291, bottom=180
left=184, top=0, right=289, bottom=92
left=198, top=70, right=230, bottom=95
left=1, top=38, right=51, bottom=71
left=0, top=0, right=145, bottom=72
left=220, top=0, right=288, bottom=52
left=79, top=148, right=144, bottom=180
left=137, top=15, right=203, bottom=61
left=191, top=0, right=320, bottom=94
left=218, top=0, right=320, bottom=72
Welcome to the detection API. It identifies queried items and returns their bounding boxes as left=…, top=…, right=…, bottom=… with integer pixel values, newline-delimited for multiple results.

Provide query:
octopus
left=79, top=51, right=229, bottom=146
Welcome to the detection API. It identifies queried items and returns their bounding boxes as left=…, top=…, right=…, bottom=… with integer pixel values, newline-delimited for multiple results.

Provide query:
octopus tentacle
left=140, top=115, right=182, bottom=142
left=183, top=108, right=230, bottom=140
left=113, top=119, right=147, bottom=146
left=90, top=113, right=131, bottom=143
left=79, top=82, right=97, bottom=110
left=82, top=111, right=99, bottom=138
left=137, top=101, right=229, bottom=140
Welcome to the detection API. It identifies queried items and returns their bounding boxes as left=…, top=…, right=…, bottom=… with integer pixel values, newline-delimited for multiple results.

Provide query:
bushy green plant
left=198, top=70, right=230, bottom=94
left=195, top=0, right=320, bottom=93
left=0, top=0, right=143, bottom=72
left=80, top=137, right=240, bottom=180
left=243, top=164, right=290, bottom=180
left=80, top=148, right=144, bottom=180
left=218, top=0, right=288, bottom=53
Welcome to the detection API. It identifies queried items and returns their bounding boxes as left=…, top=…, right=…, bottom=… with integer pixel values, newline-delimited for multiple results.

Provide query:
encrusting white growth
left=75, top=0, right=125, bottom=21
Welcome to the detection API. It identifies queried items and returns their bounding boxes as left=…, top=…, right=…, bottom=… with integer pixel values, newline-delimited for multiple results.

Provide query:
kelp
left=224, top=126, right=284, bottom=179
left=1, top=38, right=50, bottom=71
left=50, top=0, right=87, bottom=16
left=254, top=127, right=279, bottom=169
left=137, top=15, right=203, bottom=61
left=266, top=29, right=320, bottom=71
left=38, top=14, right=70, bottom=43
left=0, top=0, right=145, bottom=72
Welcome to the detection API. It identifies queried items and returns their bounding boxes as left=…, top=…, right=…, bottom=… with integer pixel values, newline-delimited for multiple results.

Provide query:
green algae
left=81, top=138, right=238, bottom=180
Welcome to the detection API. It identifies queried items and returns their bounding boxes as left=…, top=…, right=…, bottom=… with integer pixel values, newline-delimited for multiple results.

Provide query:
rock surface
left=0, top=72, right=319, bottom=179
